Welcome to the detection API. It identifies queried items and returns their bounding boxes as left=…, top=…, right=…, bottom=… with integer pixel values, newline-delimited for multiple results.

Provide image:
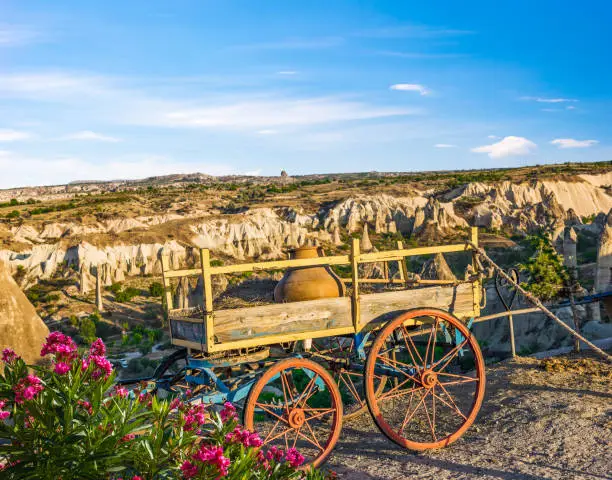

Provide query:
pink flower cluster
left=77, top=400, right=93, bottom=415
left=184, top=404, right=207, bottom=432
left=256, top=446, right=304, bottom=470
left=13, top=374, right=44, bottom=404
left=225, top=426, right=263, bottom=448
left=2, top=348, right=19, bottom=364
left=0, top=400, right=10, bottom=420
left=219, top=401, right=237, bottom=422
left=81, top=339, right=113, bottom=379
left=114, top=386, right=129, bottom=398
left=40, top=332, right=79, bottom=376
left=185, top=444, right=230, bottom=479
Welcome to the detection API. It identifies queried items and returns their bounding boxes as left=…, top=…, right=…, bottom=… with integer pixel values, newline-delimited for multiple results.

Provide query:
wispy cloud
left=0, top=129, right=33, bottom=142
left=0, top=150, right=235, bottom=188
left=471, top=136, right=537, bottom=158
left=389, top=84, right=431, bottom=95
left=61, top=130, right=122, bottom=142
left=434, top=143, right=456, bottom=148
left=277, top=70, right=298, bottom=75
left=231, top=37, right=344, bottom=51
left=521, top=96, right=578, bottom=103
left=257, top=129, right=278, bottom=135
left=375, top=51, right=466, bottom=59
left=550, top=138, right=598, bottom=149
left=356, top=24, right=474, bottom=39
left=0, top=24, right=39, bottom=46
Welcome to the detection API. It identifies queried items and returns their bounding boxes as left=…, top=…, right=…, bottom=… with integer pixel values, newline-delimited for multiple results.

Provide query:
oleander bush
left=0, top=335, right=329, bottom=480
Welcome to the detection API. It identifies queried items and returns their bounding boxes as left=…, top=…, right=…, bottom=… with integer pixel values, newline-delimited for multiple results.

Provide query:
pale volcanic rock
left=0, top=261, right=49, bottom=364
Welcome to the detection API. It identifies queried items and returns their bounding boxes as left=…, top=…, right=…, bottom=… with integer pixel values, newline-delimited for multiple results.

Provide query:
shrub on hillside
left=0, top=336, right=328, bottom=479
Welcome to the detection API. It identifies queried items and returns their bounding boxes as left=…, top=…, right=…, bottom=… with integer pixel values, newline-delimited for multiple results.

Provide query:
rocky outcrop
left=0, top=261, right=49, bottom=364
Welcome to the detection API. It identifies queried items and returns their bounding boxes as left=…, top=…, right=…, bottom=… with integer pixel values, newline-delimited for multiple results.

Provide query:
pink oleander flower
left=170, top=397, right=183, bottom=410
left=131, top=476, right=143, bottom=480
left=90, top=355, right=113, bottom=379
left=180, top=460, right=198, bottom=479
left=220, top=401, right=236, bottom=422
left=193, top=445, right=230, bottom=477
left=53, top=362, right=71, bottom=375
left=2, top=348, right=19, bottom=364
left=77, top=400, right=93, bottom=415
left=266, top=446, right=284, bottom=462
left=225, top=426, right=263, bottom=448
left=120, top=433, right=135, bottom=443
left=13, top=375, right=44, bottom=404
left=89, top=338, right=106, bottom=356
left=115, top=386, right=129, bottom=398
left=40, top=332, right=77, bottom=362
left=285, top=448, right=305, bottom=468
left=0, top=411, right=9, bottom=420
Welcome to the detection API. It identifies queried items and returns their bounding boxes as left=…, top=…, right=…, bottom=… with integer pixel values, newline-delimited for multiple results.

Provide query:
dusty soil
left=328, top=354, right=611, bottom=479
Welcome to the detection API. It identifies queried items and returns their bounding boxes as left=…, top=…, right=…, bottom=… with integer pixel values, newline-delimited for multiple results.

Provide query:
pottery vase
left=273, top=246, right=345, bottom=302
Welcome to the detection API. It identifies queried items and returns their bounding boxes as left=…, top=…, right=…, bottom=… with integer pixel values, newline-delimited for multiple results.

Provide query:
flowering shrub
left=0, top=336, right=332, bottom=479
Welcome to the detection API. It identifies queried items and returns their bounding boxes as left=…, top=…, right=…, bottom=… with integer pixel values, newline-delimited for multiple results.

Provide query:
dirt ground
left=328, top=354, right=612, bottom=480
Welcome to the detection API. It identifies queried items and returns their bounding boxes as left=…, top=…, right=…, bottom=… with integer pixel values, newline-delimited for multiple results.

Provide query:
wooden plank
left=350, top=238, right=361, bottom=330
left=360, top=283, right=475, bottom=325
left=341, top=278, right=457, bottom=285
left=206, top=325, right=356, bottom=353
left=163, top=268, right=202, bottom=278
left=210, top=255, right=350, bottom=275
left=359, top=243, right=469, bottom=263
left=212, top=296, right=352, bottom=343
left=160, top=254, right=174, bottom=312
left=200, top=249, right=214, bottom=351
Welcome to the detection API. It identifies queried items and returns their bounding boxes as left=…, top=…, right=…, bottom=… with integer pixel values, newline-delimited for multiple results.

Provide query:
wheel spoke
left=301, top=420, right=324, bottom=451
left=432, top=384, right=468, bottom=421
left=400, top=388, right=431, bottom=433
left=380, top=384, right=424, bottom=402
left=280, top=371, right=293, bottom=413
left=422, top=387, right=437, bottom=442
left=377, top=376, right=415, bottom=401
left=376, top=354, right=419, bottom=382
left=339, top=373, right=363, bottom=406
left=296, top=374, right=318, bottom=409
left=433, top=338, right=468, bottom=373
left=255, top=402, right=288, bottom=423
left=423, top=317, right=438, bottom=370
left=265, top=425, right=292, bottom=445
left=263, top=419, right=283, bottom=443
left=303, top=407, right=335, bottom=422
left=400, top=325, right=423, bottom=366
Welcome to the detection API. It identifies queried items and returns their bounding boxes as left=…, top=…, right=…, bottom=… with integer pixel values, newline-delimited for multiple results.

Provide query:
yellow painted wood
left=210, top=255, right=351, bottom=275
left=396, top=240, right=409, bottom=284
left=341, top=278, right=457, bottom=285
left=200, top=248, right=215, bottom=352
left=359, top=243, right=470, bottom=263
left=350, top=238, right=361, bottom=330
left=163, top=268, right=202, bottom=279
left=160, top=254, right=174, bottom=312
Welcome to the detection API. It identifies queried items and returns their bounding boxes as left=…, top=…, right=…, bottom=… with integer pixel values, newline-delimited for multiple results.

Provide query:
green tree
left=79, top=317, right=97, bottom=343
left=148, top=281, right=164, bottom=297
left=519, top=234, right=569, bottom=301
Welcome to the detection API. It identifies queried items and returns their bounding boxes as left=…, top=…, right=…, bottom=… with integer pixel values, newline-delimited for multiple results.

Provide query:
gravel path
left=327, top=354, right=611, bottom=480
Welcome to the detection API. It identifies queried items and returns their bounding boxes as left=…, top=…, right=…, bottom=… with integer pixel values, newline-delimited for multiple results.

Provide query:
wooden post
left=350, top=238, right=361, bottom=331
left=508, top=313, right=516, bottom=357
left=396, top=240, right=409, bottom=286
left=160, top=251, right=173, bottom=331
left=200, top=249, right=215, bottom=352
left=470, top=227, right=481, bottom=317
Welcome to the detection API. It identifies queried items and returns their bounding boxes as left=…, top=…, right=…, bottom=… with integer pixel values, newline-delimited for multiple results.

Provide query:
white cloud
left=277, top=71, right=297, bottom=75
left=550, top=138, right=598, bottom=149
left=471, top=136, right=537, bottom=158
left=566, top=105, right=576, bottom=110
left=434, top=143, right=456, bottom=148
left=61, top=130, right=122, bottom=142
left=487, top=135, right=499, bottom=139
left=521, top=96, right=578, bottom=103
left=152, top=98, right=415, bottom=129
left=257, top=129, right=278, bottom=135
left=0, top=24, right=38, bottom=46
left=0, top=150, right=235, bottom=188
left=390, top=84, right=430, bottom=95
left=0, top=129, right=32, bottom=142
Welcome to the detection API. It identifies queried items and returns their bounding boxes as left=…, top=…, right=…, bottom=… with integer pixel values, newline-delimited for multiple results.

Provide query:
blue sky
left=1, top=0, right=611, bottom=188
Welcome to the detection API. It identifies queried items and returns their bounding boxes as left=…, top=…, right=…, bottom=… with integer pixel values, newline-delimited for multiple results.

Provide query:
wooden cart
left=156, top=227, right=486, bottom=467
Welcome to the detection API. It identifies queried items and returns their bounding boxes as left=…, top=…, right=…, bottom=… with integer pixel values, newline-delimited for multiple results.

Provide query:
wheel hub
left=420, top=370, right=438, bottom=389
left=288, top=408, right=305, bottom=428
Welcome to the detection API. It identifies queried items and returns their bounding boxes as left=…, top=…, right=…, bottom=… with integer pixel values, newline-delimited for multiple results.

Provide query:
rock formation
left=420, top=253, right=457, bottom=281
left=0, top=261, right=49, bottom=364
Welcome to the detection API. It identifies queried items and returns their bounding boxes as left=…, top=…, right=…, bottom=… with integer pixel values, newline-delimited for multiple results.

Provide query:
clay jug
left=274, top=246, right=345, bottom=302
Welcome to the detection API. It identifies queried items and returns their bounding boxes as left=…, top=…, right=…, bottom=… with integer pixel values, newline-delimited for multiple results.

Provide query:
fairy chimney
left=361, top=224, right=373, bottom=251
left=332, top=226, right=342, bottom=246
left=0, top=261, right=49, bottom=364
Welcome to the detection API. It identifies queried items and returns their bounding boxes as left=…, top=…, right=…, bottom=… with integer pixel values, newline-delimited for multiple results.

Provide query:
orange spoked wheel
left=364, top=308, right=485, bottom=451
left=311, top=335, right=385, bottom=420
left=243, top=358, right=343, bottom=468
